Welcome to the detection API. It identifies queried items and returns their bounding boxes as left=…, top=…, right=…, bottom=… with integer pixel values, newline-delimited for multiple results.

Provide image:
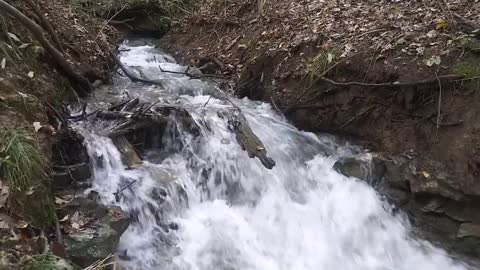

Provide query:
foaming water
left=76, top=39, right=469, bottom=270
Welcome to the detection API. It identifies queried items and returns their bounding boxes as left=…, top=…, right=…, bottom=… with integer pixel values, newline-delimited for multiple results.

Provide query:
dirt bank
left=162, top=0, right=480, bottom=261
left=0, top=0, right=120, bottom=268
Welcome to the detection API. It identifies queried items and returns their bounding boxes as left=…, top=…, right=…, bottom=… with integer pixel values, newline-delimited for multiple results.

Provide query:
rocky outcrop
left=61, top=197, right=130, bottom=267
left=334, top=152, right=480, bottom=263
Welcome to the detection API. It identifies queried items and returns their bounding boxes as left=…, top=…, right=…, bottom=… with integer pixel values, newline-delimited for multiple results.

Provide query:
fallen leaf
left=55, top=196, right=71, bottom=205
left=327, top=53, right=334, bottom=64
left=424, top=55, right=441, bottom=67
left=416, top=46, right=425, bottom=55
left=59, top=215, right=69, bottom=222
left=25, top=187, right=34, bottom=196
left=1, top=58, right=5, bottom=69
left=7, top=32, right=20, bottom=43
left=426, top=30, right=437, bottom=38
left=18, top=43, right=30, bottom=49
left=420, top=171, right=431, bottom=178
left=16, top=220, right=29, bottom=229
left=71, top=222, right=80, bottom=230
left=436, top=19, right=448, bottom=30
left=33, top=122, right=42, bottom=132
left=0, top=181, right=9, bottom=208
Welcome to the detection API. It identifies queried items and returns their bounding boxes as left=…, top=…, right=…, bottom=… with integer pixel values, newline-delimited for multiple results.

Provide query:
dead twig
left=113, top=53, right=164, bottom=87
left=340, top=105, right=376, bottom=128
left=319, top=74, right=462, bottom=88
left=159, top=66, right=226, bottom=80
left=285, top=51, right=367, bottom=112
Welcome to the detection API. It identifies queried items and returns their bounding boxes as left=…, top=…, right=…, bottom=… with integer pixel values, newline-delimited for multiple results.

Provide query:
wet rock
left=410, top=172, right=465, bottom=201
left=382, top=156, right=411, bottom=190
left=52, top=163, right=92, bottom=189
left=21, top=255, right=81, bottom=270
left=457, top=223, right=480, bottom=238
left=333, top=155, right=385, bottom=185
left=62, top=198, right=130, bottom=267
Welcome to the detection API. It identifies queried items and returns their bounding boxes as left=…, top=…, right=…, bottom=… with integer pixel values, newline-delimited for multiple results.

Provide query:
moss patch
left=454, top=58, right=480, bottom=79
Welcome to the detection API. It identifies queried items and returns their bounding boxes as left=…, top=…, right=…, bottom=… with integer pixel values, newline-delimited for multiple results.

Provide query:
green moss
left=0, top=128, right=56, bottom=227
left=453, top=58, right=480, bottom=79
left=453, top=57, right=480, bottom=92
left=21, top=255, right=81, bottom=270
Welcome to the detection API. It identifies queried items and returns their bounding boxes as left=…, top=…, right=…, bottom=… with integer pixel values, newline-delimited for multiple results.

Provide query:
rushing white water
left=77, top=39, right=470, bottom=270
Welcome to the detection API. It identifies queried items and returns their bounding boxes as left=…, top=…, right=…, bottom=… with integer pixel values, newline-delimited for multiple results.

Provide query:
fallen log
left=113, top=54, right=164, bottom=87
left=220, top=109, right=276, bottom=169
left=121, top=98, right=140, bottom=112
left=111, top=135, right=142, bottom=168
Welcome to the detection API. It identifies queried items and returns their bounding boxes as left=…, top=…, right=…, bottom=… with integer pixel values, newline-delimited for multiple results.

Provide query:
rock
left=458, top=223, right=480, bottom=238
left=410, top=173, right=465, bottom=201
left=21, top=255, right=81, bottom=270
left=63, top=198, right=130, bottom=267
left=382, top=156, right=411, bottom=190
left=52, top=163, right=92, bottom=189
left=333, top=155, right=385, bottom=185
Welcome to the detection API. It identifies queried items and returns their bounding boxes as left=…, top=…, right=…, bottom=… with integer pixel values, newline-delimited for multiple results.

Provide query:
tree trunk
left=24, top=0, right=65, bottom=54
left=0, top=0, right=91, bottom=97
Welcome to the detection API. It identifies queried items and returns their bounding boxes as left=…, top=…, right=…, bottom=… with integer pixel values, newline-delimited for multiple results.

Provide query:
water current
left=76, top=39, right=471, bottom=270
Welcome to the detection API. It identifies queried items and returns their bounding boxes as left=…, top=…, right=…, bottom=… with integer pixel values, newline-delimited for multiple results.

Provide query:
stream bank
left=161, top=0, right=480, bottom=263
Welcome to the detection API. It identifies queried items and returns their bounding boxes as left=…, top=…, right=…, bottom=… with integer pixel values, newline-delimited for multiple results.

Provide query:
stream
left=75, top=39, right=471, bottom=270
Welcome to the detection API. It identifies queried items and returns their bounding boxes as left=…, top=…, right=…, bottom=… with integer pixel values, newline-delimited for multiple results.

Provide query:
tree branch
left=319, top=74, right=463, bottom=87
left=24, top=0, right=65, bottom=54
left=0, top=0, right=91, bottom=96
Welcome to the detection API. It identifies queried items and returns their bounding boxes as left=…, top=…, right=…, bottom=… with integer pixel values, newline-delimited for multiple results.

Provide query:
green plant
left=0, top=128, right=56, bottom=227
left=0, top=129, right=45, bottom=189
left=304, top=51, right=337, bottom=86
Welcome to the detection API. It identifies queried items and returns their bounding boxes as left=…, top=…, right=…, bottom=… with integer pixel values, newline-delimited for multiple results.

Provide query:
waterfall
left=75, top=39, right=469, bottom=270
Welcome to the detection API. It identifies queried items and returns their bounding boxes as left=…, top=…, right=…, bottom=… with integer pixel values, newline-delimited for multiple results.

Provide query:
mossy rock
left=21, top=255, right=81, bottom=270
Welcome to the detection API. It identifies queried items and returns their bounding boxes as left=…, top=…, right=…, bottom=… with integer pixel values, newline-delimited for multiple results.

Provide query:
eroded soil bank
left=161, top=0, right=480, bottom=262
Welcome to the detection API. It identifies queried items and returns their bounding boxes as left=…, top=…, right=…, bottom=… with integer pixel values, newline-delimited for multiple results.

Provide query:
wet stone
left=52, top=163, right=92, bottom=190
left=62, top=198, right=130, bottom=267
left=333, top=156, right=386, bottom=185
left=457, top=223, right=480, bottom=238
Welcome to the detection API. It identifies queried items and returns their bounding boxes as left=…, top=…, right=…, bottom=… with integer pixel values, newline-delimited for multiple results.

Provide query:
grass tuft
left=304, top=50, right=338, bottom=86
left=0, top=128, right=56, bottom=227
left=0, top=129, right=45, bottom=190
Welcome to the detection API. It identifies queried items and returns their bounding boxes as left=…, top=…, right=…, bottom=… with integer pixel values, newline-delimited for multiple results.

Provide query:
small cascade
left=74, top=39, right=470, bottom=270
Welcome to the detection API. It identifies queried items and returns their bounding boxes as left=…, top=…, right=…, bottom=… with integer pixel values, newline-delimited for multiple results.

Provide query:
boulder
left=333, top=155, right=385, bottom=185
left=52, top=163, right=92, bottom=190
left=62, top=197, right=130, bottom=267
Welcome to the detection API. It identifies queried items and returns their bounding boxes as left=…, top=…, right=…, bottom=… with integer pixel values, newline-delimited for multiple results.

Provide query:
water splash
left=76, top=39, right=469, bottom=270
